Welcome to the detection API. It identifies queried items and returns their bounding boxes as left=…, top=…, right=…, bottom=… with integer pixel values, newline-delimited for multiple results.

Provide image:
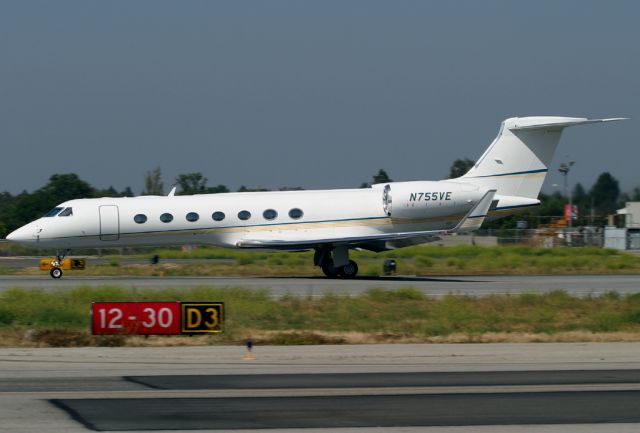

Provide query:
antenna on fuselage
left=167, top=186, right=177, bottom=197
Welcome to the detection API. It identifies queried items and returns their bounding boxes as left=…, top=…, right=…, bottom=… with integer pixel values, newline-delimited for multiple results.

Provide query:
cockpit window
left=58, top=207, right=73, bottom=217
left=44, top=207, right=63, bottom=217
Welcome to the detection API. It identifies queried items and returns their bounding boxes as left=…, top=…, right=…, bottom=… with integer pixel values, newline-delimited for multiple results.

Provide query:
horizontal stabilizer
left=510, top=117, right=627, bottom=131
left=456, top=116, right=627, bottom=199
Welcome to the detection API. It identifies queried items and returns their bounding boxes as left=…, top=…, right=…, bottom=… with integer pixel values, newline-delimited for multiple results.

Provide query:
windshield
left=43, top=207, right=63, bottom=217
left=58, top=207, right=73, bottom=217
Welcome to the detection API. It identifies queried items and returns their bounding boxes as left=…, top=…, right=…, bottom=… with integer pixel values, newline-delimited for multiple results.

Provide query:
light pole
left=558, top=161, right=575, bottom=228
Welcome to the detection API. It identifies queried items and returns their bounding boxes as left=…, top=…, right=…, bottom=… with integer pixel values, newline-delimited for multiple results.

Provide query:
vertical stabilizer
left=454, top=117, right=625, bottom=198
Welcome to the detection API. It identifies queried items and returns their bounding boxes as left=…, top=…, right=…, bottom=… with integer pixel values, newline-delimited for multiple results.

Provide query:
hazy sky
left=1, top=1, right=638, bottom=195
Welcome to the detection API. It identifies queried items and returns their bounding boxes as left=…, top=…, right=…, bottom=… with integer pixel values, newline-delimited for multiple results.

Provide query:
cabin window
left=263, top=209, right=277, bottom=220
left=134, top=214, right=147, bottom=224
left=212, top=211, right=225, bottom=221
left=186, top=212, right=199, bottom=222
left=44, top=207, right=63, bottom=217
left=58, top=207, right=73, bottom=217
left=288, top=208, right=304, bottom=219
left=238, top=210, right=251, bottom=221
left=160, top=213, right=173, bottom=223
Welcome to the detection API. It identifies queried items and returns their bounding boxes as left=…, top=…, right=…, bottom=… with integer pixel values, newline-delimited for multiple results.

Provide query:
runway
left=0, top=274, right=639, bottom=297
left=2, top=344, right=640, bottom=432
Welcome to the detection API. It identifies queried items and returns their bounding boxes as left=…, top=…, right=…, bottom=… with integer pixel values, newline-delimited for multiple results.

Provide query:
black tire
left=321, top=260, right=340, bottom=278
left=50, top=267, right=63, bottom=279
left=340, top=260, right=358, bottom=279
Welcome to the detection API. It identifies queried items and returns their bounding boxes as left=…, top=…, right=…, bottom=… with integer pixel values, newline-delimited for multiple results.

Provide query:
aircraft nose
left=5, top=225, right=38, bottom=243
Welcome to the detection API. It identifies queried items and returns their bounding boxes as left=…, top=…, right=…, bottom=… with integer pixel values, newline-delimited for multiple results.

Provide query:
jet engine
left=380, top=181, right=485, bottom=220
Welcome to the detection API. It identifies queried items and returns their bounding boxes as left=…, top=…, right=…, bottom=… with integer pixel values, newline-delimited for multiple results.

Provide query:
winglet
left=450, top=189, right=496, bottom=233
left=167, top=186, right=177, bottom=197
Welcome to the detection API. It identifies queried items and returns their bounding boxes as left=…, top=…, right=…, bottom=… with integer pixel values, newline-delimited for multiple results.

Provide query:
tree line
left=0, top=163, right=634, bottom=238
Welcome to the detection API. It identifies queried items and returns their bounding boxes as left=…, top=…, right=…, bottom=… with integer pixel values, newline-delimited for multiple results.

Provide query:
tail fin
left=456, top=117, right=626, bottom=198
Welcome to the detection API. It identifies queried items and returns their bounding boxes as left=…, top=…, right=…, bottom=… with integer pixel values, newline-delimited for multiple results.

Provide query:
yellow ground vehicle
left=39, top=258, right=85, bottom=278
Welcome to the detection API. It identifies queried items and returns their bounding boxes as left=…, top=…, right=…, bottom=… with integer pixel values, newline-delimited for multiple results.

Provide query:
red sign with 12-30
left=91, top=302, right=181, bottom=335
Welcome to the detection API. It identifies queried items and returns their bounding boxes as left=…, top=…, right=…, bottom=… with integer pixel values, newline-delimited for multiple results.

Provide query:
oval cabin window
left=288, top=208, right=303, bottom=219
left=212, top=211, right=225, bottom=221
left=263, top=209, right=277, bottom=220
left=134, top=214, right=147, bottom=224
left=160, top=213, right=173, bottom=223
left=186, top=212, right=199, bottom=222
left=238, top=210, right=251, bottom=221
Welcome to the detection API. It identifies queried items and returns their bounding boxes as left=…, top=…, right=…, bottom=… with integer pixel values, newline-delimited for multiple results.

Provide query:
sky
left=1, top=0, right=638, bottom=195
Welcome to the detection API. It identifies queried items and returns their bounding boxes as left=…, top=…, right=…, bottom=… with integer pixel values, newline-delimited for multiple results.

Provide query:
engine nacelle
left=380, top=181, right=486, bottom=220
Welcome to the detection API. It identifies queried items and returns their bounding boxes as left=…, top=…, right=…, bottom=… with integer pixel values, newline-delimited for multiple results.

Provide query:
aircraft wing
left=236, top=189, right=496, bottom=250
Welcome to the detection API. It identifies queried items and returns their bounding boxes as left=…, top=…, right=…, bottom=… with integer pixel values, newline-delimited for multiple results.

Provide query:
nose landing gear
left=49, top=249, right=70, bottom=279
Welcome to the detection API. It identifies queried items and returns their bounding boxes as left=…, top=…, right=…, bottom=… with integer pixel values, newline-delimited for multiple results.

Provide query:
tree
left=97, top=186, right=119, bottom=197
left=40, top=174, right=95, bottom=203
left=175, top=172, right=208, bottom=195
left=121, top=186, right=135, bottom=197
left=589, top=172, right=620, bottom=216
left=0, top=191, right=13, bottom=238
left=143, top=167, right=164, bottom=195
left=237, top=185, right=269, bottom=192
left=538, top=191, right=565, bottom=217
left=572, top=182, right=588, bottom=214
left=373, top=169, right=392, bottom=184
left=207, top=184, right=230, bottom=194
left=1, top=174, right=96, bottom=236
left=361, top=169, right=393, bottom=188
left=448, top=158, right=475, bottom=179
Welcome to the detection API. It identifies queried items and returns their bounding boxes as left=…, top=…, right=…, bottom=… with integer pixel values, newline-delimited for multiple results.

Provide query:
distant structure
left=604, top=202, right=640, bottom=250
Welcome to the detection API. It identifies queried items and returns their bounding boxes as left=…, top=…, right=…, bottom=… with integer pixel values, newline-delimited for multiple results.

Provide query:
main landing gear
left=315, top=247, right=359, bottom=279
left=49, top=249, right=70, bottom=279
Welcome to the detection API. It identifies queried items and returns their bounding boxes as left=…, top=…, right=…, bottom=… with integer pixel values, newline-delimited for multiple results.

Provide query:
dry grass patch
left=2, top=287, right=640, bottom=347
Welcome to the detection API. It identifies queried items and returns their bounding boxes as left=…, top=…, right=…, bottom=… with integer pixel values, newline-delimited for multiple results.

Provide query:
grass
left=2, top=286, right=640, bottom=347
left=121, top=245, right=640, bottom=275
left=9, top=245, right=640, bottom=277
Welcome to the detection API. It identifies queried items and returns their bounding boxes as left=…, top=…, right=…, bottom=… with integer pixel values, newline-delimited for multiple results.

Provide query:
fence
left=468, top=228, right=605, bottom=248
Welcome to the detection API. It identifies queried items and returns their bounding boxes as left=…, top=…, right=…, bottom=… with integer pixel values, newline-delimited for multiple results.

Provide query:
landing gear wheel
left=50, top=267, right=63, bottom=279
left=339, top=260, right=358, bottom=279
left=321, top=260, right=340, bottom=278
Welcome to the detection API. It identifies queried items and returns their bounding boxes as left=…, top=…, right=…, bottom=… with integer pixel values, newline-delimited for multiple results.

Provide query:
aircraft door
left=99, top=205, right=120, bottom=241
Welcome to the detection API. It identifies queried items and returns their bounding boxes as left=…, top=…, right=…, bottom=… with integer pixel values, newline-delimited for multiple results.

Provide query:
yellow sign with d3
left=180, top=302, right=224, bottom=334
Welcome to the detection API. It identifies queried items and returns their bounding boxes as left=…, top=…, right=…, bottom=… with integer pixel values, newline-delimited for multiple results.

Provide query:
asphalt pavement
left=2, top=344, right=640, bottom=433
left=0, top=274, right=638, bottom=297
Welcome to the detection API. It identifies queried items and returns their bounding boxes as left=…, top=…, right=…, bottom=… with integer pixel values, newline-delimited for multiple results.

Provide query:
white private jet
left=5, top=116, right=625, bottom=278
